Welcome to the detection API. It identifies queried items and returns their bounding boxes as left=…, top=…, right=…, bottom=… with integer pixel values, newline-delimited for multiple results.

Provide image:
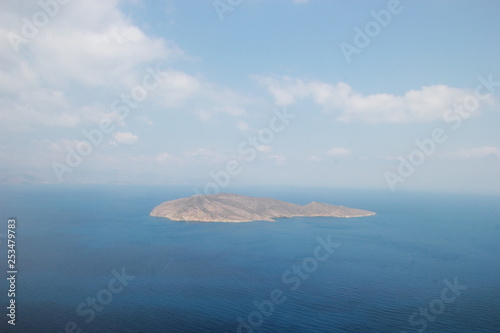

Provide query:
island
left=150, top=193, right=375, bottom=222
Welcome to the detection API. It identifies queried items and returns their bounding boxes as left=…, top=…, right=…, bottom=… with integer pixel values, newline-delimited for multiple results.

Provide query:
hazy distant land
left=150, top=193, right=376, bottom=222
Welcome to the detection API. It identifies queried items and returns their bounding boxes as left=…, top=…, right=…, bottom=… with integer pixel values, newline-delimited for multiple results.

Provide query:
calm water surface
left=0, top=185, right=499, bottom=332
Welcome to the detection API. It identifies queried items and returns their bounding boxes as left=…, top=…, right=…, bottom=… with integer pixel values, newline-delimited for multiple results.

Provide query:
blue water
left=0, top=185, right=499, bottom=332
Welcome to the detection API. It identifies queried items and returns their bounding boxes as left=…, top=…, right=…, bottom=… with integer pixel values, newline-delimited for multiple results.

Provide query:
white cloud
left=148, top=70, right=251, bottom=122
left=0, top=0, right=256, bottom=137
left=268, top=154, right=286, bottom=165
left=187, top=83, right=251, bottom=121
left=257, top=145, right=273, bottom=154
left=152, top=69, right=201, bottom=108
left=236, top=120, right=250, bottom=131
left=135, top=115, right=154, bottom=126
left=446, top=146, right=500, bottom=159
left=222, top=106, right=246, bottom=117
left=255, top=76, right=309, bottom=106
left=183, top=148, right=224, bottom=163
left=155, top=152, right=181, bottom=164
left=4, top=0, right=183, bottom=87
left=0, top=0, right=185, bottom=133
left=326, top=147, right=351, bottom=157
left=256, top=76, right=496, bottom=123
left=308, top=155, right=322, bottom=162
left=113, top=132, right=139, bottom=145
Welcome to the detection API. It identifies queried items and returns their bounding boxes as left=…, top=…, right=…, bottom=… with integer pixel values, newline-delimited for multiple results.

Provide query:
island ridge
left=150, top=193, right=375, bottom=222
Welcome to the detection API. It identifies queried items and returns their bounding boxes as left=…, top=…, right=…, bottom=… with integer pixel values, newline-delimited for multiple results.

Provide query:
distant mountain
left=0, top=173, right=47, bottom=185
left=150, top=193, right=375, bottom=222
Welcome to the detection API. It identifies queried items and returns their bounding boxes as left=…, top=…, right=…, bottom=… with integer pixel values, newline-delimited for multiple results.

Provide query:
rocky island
left=150, top=193, right=375, bottom=222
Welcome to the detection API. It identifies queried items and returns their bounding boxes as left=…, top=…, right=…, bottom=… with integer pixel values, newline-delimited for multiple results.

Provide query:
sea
left=0, top=185, right=499, bottom=333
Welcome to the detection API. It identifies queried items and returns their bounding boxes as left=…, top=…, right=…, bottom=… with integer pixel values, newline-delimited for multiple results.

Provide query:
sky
left=0, top=0, right=499, bottom=194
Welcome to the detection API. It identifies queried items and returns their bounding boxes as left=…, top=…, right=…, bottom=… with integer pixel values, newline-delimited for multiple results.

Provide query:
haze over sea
left=1, top=185, right=499, bottom=332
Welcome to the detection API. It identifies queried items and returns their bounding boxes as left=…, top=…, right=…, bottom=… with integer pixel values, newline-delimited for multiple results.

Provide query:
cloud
left=308, top=155, right=322, bottom=162
left=183, top=148, right=225, bottom=163
left=188, top=83, right=251, bottom=121
left=268, top=154, right=286, bottom=165
left=255, top=76, right=309, bottom=106
left=0, top=0, right=258, bottom=134
left=0, top=86, right=80, bottom=130
left=146, top=69, right=252, bottom=122
left=155, top=152, right=181, bottom=164
left=326, top=147, right=351, bottom=157
left=113, top=132, right=139, bottom=145
left=152, top=69, right=201, bottom=108
left=135, top=115, right=154, bottom=126
left=13, top=0, right=182, bottom=87
left=446, top=146, right=500, bottom=159
left=256, top=145, right=273, bottom=154
left=0, top=0, right=185, bottom=133
left=255, top=76, right=496, bottom=123
left=236, top=120, right=250, bottom=131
